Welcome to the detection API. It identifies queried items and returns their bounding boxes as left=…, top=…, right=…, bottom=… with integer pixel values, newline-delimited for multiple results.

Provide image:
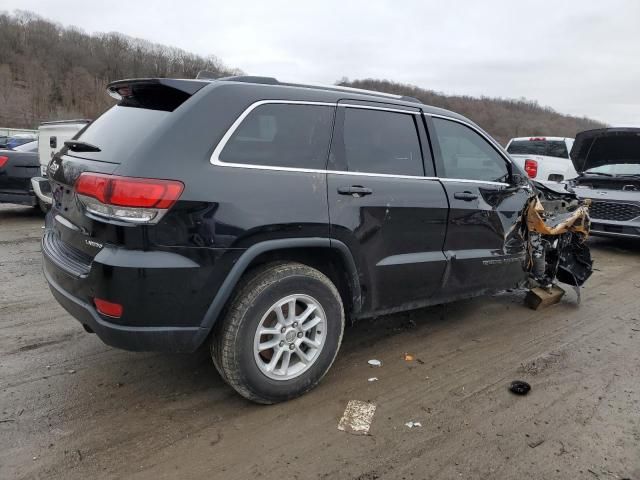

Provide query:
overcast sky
left=4, top=0, right=639, bottom=126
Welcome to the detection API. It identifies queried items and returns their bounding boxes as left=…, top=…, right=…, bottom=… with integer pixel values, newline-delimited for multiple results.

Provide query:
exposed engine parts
left=525, top=181, right=593, bottom=289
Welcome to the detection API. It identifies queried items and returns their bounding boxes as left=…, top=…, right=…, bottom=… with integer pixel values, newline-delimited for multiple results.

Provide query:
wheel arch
left=195, top=238, right=361, bottom=346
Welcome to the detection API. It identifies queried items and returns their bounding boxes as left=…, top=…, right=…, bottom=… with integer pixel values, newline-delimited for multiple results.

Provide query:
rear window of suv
left=507, top=140, right=569, bottom=158
left=218, top=103, right=334, bottom=170
left=70, top=106, right=170, bottom=163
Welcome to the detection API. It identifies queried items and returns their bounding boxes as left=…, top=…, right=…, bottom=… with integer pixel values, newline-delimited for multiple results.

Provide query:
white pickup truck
left=31, top=119, right=91, bottom=208
left=505, top=137, right=577, bottom=183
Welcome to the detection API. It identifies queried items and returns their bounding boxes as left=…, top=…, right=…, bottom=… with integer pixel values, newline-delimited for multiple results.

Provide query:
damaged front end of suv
left=525, top=181, right=593, bottom=291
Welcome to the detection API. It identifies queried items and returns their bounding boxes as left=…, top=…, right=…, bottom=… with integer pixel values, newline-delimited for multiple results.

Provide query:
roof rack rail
left=39, top=119, right=92, bottom=126
left=216, top=75, right=279, bottom=84
left=196, top=70, right=223, bottom=80
left=213, top=75, right=421, bottom=103
left=284, top=81, right=415, bottom=101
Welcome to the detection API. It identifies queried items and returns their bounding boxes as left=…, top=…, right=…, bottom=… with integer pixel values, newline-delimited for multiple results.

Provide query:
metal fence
left=0, top=127, right=38, bottom=137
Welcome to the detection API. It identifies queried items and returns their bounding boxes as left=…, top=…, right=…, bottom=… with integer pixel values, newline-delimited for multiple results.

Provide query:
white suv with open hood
left=569, top=128, right=640, bottom=238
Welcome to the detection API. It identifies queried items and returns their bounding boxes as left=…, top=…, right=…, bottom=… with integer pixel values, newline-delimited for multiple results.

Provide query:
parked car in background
left=0, top=135, right=10, bottom=149
left=3, top=133, right=38, bottom=150
left=569, top=128, right=640, bottom=238
left=41, top=76, right=592, bottom=404
left=0, top=140, right=43, bottom=210
left=506, top=136, right=577, bottom=182
left=31, top=119, right=91, bottom=209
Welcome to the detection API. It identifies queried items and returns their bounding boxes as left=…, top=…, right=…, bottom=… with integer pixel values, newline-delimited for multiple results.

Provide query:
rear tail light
left=0, top=156, right=8, bottom=168
left=94, top=298, right=123, bottom=318
left=75, top=173, right=183, bottom=223
left=524, top=159, right=538, bottom=178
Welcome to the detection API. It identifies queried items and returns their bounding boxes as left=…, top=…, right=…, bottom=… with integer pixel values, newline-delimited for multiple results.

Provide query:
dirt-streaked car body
left=41, top=76, right=592, bottom=403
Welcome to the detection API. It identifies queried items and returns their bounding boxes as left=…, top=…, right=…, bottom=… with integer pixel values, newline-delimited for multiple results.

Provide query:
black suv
left=42, top=76, right=585, bottom=403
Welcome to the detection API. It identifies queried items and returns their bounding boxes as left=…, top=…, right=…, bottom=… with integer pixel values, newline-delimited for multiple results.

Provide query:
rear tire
left=211, top=262, right=344, bottom=404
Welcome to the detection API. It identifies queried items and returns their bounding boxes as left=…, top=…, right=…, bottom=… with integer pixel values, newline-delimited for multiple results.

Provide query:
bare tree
left=0, top=11, right=239, bottom=127
left=0, top=10, right=606, bottom=138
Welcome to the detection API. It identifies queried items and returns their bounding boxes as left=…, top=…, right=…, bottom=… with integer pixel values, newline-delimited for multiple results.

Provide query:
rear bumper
left=41, top=229, right=233, bottom=352
left=45, top=264, right=205, bottom=352
left=0, top=189, right=37, bottom=206
left=31, top=177, right=53, bottom=205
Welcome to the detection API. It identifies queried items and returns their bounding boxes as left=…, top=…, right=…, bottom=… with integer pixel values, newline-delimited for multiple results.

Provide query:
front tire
left=211, top=262, right=345, bottom=404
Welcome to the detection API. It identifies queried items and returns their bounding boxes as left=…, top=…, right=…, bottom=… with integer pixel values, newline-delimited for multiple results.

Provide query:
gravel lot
left=1, top=203, right=639, bottom=480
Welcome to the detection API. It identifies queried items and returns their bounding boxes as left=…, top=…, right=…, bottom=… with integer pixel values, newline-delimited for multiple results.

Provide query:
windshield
left=584, top=163, right=640, bottom=176
left=14, top=140, right=38, bottom=152
left=507, top=140, right=569, bottom=158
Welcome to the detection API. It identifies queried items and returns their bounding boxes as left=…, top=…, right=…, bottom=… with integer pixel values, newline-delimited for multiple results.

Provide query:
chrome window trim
left=210, top=161, right=438, bottom=181
left=440, top=178, right=509, bottom=187
left=209, top=100, right=510, bottom=187
left=210, top=100, right=335, bottom=167
left=211, top=100, right=423, bottom=175
left=338, top=103, right=420, bottom=115
left=328, top=171, right=436, bottom=181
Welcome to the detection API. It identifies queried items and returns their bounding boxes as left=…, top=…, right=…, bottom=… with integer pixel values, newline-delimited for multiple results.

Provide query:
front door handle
left=453, top=191, right=478, bottom=201
left=337, top=185, right=373, bottom=197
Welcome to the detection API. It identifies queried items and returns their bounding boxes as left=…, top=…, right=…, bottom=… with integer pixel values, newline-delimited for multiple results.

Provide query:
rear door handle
left=337, top=186, right=373, bottom=197
left=453, top=191, right=478, bottom=201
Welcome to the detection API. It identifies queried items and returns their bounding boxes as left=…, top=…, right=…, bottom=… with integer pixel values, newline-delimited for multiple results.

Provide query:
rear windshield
left=71, top=106, right=170, bottom=163
left=507, top=140, right=569, bottom=158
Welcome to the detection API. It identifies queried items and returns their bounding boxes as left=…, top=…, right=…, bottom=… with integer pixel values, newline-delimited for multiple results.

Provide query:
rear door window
left=507, top=140, right=569, bottom=158
left=332, top=107, right=424, bottom=176
left=218, top=103, right=334, bottom=170
left=432, top=118, right=509, bottom=183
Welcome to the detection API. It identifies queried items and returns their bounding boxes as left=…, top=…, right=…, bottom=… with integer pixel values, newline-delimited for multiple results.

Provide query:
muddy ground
left=1, top=203, right=639, bottom=480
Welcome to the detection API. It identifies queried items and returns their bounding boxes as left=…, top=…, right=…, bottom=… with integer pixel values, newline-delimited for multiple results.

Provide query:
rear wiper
left=64, top=140, right=101, bottom=152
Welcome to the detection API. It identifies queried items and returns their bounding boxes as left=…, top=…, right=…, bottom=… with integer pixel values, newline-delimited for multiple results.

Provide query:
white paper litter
left=405, top=421, right=422, bottom=428
left=368, top=377, right=378, bottom=382
left=367, top=359, right=382, bottom=367
left=338, top=400, right=376, bottom=435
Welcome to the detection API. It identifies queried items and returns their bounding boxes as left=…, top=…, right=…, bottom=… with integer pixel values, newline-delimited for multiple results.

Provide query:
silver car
left=570, top=128, right=640, bottom=239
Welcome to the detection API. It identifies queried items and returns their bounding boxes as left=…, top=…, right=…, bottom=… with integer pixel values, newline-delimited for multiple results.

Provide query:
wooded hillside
left=0, top=11, right=238, bottom=128
left=0, top=11, right=605, bottom=144
left=340, top=79, right=606, bottom=145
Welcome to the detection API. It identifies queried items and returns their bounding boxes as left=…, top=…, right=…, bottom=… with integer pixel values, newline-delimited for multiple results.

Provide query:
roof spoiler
left=106, top=78, right=208, bottom=112
left=107, top=78, right=207, bottom=98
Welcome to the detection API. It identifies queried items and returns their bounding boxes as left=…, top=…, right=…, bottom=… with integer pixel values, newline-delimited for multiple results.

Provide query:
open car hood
left=570, top=128, right=640, bottom=173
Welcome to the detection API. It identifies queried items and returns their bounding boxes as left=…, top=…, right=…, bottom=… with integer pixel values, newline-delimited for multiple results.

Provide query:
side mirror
left=511, top=172, right=529, bottom=186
